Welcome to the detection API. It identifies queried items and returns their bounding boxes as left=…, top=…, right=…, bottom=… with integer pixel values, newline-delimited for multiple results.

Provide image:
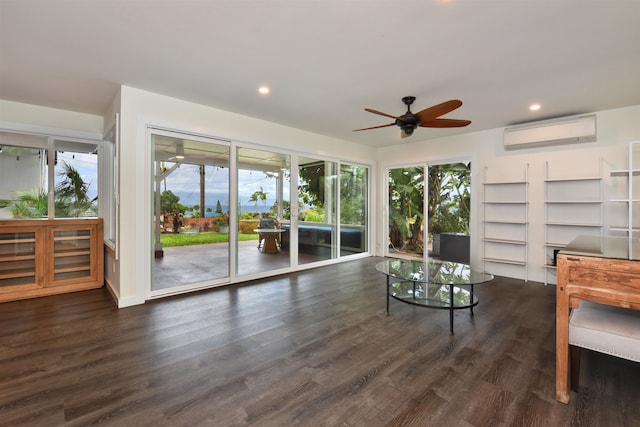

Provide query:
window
left=340, top=163, right=368, bottom=255
left=0, top=131, right=100, bottom=220
left=101, top=118, right=118, bottom=254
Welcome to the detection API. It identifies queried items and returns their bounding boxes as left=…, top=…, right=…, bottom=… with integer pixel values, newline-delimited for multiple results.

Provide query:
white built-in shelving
left=482, top=164, right=529, bottom=281
left=609, top=141, right=640, bottom=237
left=543, top=161, right=603, bottom=285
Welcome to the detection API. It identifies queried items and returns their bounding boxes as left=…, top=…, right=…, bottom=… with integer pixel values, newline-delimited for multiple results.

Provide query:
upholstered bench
left=569, top=301, right=640, bottom=391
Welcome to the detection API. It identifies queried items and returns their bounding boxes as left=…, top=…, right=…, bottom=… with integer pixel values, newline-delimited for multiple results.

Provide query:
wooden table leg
left=556, top=256, right=571, bottom=404
left=262, top=236, right=279, bottom=254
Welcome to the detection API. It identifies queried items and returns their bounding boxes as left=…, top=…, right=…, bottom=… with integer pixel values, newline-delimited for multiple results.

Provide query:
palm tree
left=0, top=162, right=96, bottom=218
left=249, top=186, right=268, bottom=210
left=55, top=162, right=97, bottom=217
left=0, top=188, right=48, bottom=218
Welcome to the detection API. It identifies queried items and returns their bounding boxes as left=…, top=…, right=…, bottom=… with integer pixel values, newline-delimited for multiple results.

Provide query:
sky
left=56, top=153, right=290, bottom=212
left=57, top=151, right=98, bottom=199
left=160, top=163, right=290, bottom=211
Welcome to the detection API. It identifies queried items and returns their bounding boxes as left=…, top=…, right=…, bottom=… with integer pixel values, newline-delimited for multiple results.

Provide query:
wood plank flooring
left=1, top=256, right=639, bottom=426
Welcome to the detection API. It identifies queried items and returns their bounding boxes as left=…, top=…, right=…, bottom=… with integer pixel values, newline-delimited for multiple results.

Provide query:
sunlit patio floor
left=152, top=239, right=324, bottom=290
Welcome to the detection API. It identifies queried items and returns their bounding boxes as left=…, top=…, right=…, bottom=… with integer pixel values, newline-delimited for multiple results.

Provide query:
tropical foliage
left=0, top=188, right=49, bottom=218
left=0, top=162, right=97, bottom=218
left=340, top=165, right=367, bottom=225
left=428, top=163, right=471, bottom=235
left=55, top=162, right=97, bottom=217
left=248, top=186, right=268, bottom=209
left=160, top=190, right=187, bottom=214
left=388, top=163, right=471, bottom=256
left=388, top=167, right=425, bottom=254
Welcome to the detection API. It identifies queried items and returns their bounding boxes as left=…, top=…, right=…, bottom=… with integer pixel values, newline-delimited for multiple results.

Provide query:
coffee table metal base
left=385, top=277, right=478, bottom=335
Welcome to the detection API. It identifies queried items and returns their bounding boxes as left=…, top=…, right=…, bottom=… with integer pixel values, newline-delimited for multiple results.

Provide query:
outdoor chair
left=257, top=217, right=279, bottom=250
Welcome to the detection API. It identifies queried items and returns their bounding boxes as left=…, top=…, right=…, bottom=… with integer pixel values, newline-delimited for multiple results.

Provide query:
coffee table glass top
left=376, top=258, right=494, bottom=309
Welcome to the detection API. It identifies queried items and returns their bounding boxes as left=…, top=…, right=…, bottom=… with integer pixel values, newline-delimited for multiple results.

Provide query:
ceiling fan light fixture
left=175, top=142, right=185, bottom=160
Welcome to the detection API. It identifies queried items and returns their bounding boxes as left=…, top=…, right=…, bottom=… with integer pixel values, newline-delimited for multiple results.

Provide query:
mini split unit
left=503, top=114, right=597, bottom=150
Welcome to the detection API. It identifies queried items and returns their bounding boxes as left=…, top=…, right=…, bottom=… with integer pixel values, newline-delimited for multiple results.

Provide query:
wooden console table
left=556, top=235, right=640, bottom=404
left=0, top=218, right=104, bottom=303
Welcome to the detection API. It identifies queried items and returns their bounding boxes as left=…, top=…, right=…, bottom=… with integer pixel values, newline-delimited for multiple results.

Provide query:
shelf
left=483, top=257, right=526, bottom=266
left=54, top=235, right=91, bottom=242
left=544, top=242, right=566, bottom=248
left=0, top=238, right=36, bottom=245
left=610, top=226, right=640, bottom=232
left=0, top=268, right=36, bottom=280
left=544, top=200, right=602, bottom=204
left=54, top=250, right=91, bottom=257
left=483, top=181, right=527, bottom=185
left=54, top=265, right=91, bottom=274
left=483, top=165, right=529, bottom=281
left=483, top=237, right=526, bottom=245
left=606, top=141, right=639, bottom=236
left=610, top=169, right=640, bottom=177
left=0, top=253, right=35, bottom=262
left=544, top=177, right=601, bottom=182
left=544, top=162, right=604, bottom=285
left=545, top=222, right=602, bottom=227
left=483, top=201, right=527, bottom=204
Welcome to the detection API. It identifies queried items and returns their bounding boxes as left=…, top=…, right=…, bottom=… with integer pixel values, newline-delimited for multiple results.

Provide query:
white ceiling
left=1, top=0, right=639, bottom=148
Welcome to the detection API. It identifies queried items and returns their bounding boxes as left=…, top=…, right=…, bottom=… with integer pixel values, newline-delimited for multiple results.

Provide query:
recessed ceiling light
left=258, top=86, right=270, bottom=95
left=530, top=103, right=541, bottom=111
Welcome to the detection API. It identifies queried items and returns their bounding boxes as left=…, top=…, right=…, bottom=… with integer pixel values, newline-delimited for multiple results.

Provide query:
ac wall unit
left=504, top=114, right=596, bottom=150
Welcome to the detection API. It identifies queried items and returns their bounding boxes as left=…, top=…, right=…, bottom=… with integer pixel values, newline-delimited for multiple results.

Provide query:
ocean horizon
left=184, top=204, right=272, bottom=218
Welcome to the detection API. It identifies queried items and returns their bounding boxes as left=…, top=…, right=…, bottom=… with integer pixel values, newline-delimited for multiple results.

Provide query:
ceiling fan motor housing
left=396, top=113, right=420, bottom=134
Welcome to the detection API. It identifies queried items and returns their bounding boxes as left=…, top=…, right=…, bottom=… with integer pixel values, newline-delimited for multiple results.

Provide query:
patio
left=153, top=239, right=323, bottom=290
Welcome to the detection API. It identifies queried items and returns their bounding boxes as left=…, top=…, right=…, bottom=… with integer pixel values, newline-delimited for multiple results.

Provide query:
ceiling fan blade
left=364, top=108, right=402, bottom=120
left=415, top=99, right=463, bottom=122
left=419, top=118, right=472, bottom=128
left=353, top=123, right=396, bottom=132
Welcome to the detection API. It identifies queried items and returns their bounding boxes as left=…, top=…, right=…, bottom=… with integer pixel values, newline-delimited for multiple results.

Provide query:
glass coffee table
left=376, top=258, right=494, bottom=334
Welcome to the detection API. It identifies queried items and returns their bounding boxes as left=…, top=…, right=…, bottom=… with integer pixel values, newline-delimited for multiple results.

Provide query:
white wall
left=0, top=100, right=103, bottom=138
left=2, top=95, right=638, bottom=304
left=375, top=104, right=640, bottom=283
left=116, top=86, right=377, bottom=307
left=101, top=90, right=123, bottom=303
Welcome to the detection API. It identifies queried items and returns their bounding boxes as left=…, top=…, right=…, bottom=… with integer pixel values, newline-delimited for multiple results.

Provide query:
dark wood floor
left=1, top=257, right=639, bottom=426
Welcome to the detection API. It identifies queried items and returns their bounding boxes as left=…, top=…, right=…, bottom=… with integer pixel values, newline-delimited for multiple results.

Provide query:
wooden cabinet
left=0, top=218, right=103, bottom=302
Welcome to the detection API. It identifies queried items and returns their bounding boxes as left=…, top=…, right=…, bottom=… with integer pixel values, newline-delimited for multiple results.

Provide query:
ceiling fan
left=354, top=96, right=471, bottom=138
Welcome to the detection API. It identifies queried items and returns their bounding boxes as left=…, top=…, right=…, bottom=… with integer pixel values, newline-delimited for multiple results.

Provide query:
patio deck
left=152, top=239, right=323, bottom=290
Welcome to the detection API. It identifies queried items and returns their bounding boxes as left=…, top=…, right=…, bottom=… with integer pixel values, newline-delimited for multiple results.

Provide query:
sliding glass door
left=151, top=132, right=230, bottom=292
left=236, top=147, right=290, bottom=276
left=149, top=130, right=370, bottom=297
left=297, top=157, right=337, bottom=264
left=427, top=161, right=471, bottom=263
left=388, top=166, right=425, bottom=257
left=386, top=161, right=471, bottom=262
left=340, top=163, right=368, bottom=256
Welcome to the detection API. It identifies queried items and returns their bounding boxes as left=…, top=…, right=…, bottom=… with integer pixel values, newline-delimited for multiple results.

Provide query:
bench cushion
left=569, top=301, right=640, bottom=362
